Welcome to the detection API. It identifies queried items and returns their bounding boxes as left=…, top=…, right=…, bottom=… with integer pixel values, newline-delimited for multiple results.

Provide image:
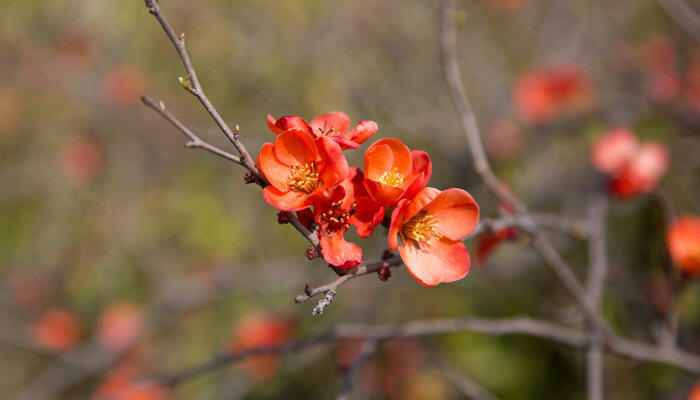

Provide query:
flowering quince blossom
left=666, top=214, right=700, bottom=277
left=589, top=127, right=669, bottom=198
left=257, top=129, right=348, bottom=211
left=225, top=312, right=293, bottom=382
left=513, top=64, right=594, bottom=124
left=93, top=364, right=168, bottom=400
left=267, top=111, right=377, bottom=150
left=389, top=187, right=479, bottom=286
left=362, top=138, right=432, bottom=207
left=31, top=308, right=82, bottom=352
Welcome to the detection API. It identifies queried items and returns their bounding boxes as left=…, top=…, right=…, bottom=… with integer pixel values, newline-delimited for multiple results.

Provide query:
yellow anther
left=379, top=167, right=404, bottom=188
left=402, top=214, right=442, bottom=244
left=288, top=162, right=320, bottom=194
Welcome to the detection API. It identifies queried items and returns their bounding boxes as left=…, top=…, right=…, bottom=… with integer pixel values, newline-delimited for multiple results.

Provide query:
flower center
left=288, top=162, right=321, bottom=194
left=316, top=124, right=341, bottom=137
left=320, top=201, right=351, bottom=232
left=379, top=167, right=404, bottom=188
left=402, top=214, right=442, bottom=244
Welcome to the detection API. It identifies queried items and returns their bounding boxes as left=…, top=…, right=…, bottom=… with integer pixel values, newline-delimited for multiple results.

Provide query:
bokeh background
left=0, top=0, right=699, bottom=398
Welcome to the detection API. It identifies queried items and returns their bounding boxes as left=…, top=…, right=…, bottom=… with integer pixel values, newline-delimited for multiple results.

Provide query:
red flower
left=59, top=137, right=103, bottom=184
left=689, top=381, right=700, bottom=400
left=257, top=129, right=349, bottom=211
left=513, top=64, right=594, bottom=124
left=389, top=187, right=479, bottom=286
left=362, top=138, right=432, bottom=207
left=267, top=111, right=377, bottom=150
left=314, top=182, right=363, bottom=269
left=96, top=302, right=144, bottom=352
left=225, top=312, right=293, bottom=382
left=93, top=365, right=168, bottom=400
left=667, top=214, right=700, bottom=277
left=31, top=308, right=82, bottom=352
left=590, top=128, right=669, bottom=198
left=643, top=35, right=681, bottom=102
left=476, top=227, right=518, bottom=264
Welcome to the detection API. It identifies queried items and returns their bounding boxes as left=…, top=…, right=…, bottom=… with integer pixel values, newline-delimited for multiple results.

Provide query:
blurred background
left=0, top=0, right=699, bottom=398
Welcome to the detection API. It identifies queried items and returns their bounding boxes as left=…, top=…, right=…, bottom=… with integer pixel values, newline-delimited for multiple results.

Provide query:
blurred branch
left=295, top=255, right=403, bottom=315
left=152, top=316, right=700, bottom=391
left=584, top=194, right=609, bottom=400
left=431, top=354, right=500, bottom=400
left=440, top=0, right=606, bottom=332
left=141, top=96, right=242, bottom=164
left=475, top=214, right=589, bottom=237
left=336, top=340, right=377, bottom=400
left=657, top=0, right=700, bottom=42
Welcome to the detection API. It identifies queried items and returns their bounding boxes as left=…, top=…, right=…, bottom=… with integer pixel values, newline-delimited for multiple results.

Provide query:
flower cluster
left=257, top=112, right=479, bottom=286
left=590, top=127, right=669, bottom=198
left=667, top=214, right=700, bottom=277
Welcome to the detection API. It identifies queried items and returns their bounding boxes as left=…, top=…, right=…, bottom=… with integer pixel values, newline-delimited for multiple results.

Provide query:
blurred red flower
left=59, top=137, right=104, bottom=183
left=667, top=214, right=700, bottom=276
left=267, top=112, right=377, bottom=150
left=513, top=64, right=594, bottom=124
left=643, top=35, right=681, bottom=102
left=363, top=138, right=432, bottom=207
left=8, top=270, right=52, bottom=310
left=389, top=187, right=479, bottom=286
left=93, top=365, right=168, bottom=400
left=590, top=128, right=669, bottom=198
left=102, top=65, right=146, bottom=107
left=0, top=87, right=20, bottom=137
left=31, top=308, right=82, bottom=352
left=686, top=57, right=700, bottom=112
left=225, top=312, right=293, bottom=382
left=484, top=121, right=524, bottom=161
left=97, top=302, right=145, bottom=352
left=689, top=382, right=700, bottom=400
left=257, top=129, right=348, bottom=211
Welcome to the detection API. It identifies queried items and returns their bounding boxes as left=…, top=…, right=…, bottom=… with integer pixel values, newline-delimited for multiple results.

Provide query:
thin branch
left=657, top=0, right=700, bottom=42
left=153, top=316, right=700, bottom=389
left=440, top=0, right=605, bottom=332
left=431, top=354, right=500, bottom=400
left=584, top=194, right=609, bottom=400
left=336, top=340, right=377, bottom=400
left=141, top=96, right=242, bottom=164
left=295, top=255, right=403, bottom=315
left=143, top=0, right=259, bottom=175
left=475, top=214, right=589, bottom=237
left=142, top=1, right=321, bottom=256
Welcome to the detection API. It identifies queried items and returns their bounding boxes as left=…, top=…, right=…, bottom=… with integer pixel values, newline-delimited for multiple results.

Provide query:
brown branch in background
left=584, top=194, right=609, bottom=400
left=141, top=96, right=242, bottom=164
left=431, top=354, right=500, bottom=400
left=475, top=214, right=589, bottom=237
left=440, top=0, right=606, bottom=332
left=657, top=0, right=700, bottom=42
left=155, top=316, right=700, bottom=389
left=336, top=340, right=377, bottom=400
left=295, top=255, right=403, bottom=315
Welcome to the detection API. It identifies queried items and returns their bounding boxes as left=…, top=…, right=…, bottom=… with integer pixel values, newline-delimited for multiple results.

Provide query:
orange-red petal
left=320, top=232, right=363, bottom=269
left=402, top=150, right=432, bottom=200
left=364, top=138, right=412, bottom=181
left=348, top=120, right=378, bottom=144
left=273, top=129, right=319, bottom=166
left=350, top=197, right=385, bottom=238
left=257, top=142, right=291, bottom=191
left=263, top=186, right=311, bottom=211
left=274, top=116, right=313, bottom=134
left=399, top=238, right=470, bottom=287
left=405, top=187, right=441, bottom=222
left=267, top=114, right=285, bottom=135
left=310, top=111, right=351, bottom=136
left=363, top=179, right=406, bottom=207
left=423, top=188, right=480, bottom=241
left=388, top=199, right=409, bottom=250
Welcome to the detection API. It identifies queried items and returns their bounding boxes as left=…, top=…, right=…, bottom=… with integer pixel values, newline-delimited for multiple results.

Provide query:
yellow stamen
left=320, top=201, right=350, bottom=231
left=288, top=162, right=321, bottom=194
left=379, top=167, right=404, bottom=188
left=402, top=214, right=442, bottom=244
